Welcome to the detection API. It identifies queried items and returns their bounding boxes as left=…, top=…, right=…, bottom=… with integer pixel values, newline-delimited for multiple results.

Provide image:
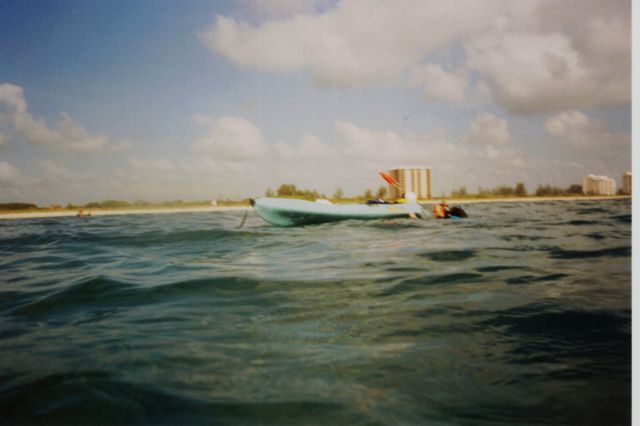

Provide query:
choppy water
left=0, top=199, right=631, bottom=425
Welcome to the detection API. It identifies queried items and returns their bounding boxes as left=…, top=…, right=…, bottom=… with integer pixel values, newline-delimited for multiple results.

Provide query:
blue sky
left=0, top=0, right=631, bottom=204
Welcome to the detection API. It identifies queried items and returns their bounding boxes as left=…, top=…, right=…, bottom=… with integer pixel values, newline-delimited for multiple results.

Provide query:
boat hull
left=252, top=198, right=423, bottom=226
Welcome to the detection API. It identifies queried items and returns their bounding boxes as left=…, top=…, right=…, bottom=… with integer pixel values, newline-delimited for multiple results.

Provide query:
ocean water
left=0, top=199, right=631, bottom=425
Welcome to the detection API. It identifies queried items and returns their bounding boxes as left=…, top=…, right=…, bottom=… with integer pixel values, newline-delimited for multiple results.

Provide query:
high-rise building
left=582, top=174, right=617, bottom=195
left=622, top=171, right=631, bottom=195
left=388, top=167, right=432, bottom=200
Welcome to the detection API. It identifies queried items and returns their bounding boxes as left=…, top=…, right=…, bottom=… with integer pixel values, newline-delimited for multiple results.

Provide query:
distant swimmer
left=433, top=201, right=468, bottom=219
left=433, top=201, right=450, bottom=219
left=76, top=209, right=92, bottom=218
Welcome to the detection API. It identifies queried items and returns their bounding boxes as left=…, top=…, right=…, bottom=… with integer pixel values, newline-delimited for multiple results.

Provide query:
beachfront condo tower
left=582, top=174, right=617, bottom=195
left=388, top=167, right=432, bottom=200
left=622, top=171, right=631, bottom=195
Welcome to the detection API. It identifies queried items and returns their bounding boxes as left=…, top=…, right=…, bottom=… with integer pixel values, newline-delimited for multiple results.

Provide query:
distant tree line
left=265, top=184, right=327, bottom=200
left=452, top=183, right=528, bottom=198
left=0, top=203, right=39, bottom=211
left=266, top=184, right=388, bottom=202
left=451, top=183, right=584, bottom=198
left=535, top=184, right=583, bottom=196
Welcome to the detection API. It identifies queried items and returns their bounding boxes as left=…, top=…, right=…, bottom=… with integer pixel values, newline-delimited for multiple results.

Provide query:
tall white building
left=582, top=174, right=617, bottom=195
left=622, top=171, right=631, bottom=195
left=388, top=167, right=432, bottom=200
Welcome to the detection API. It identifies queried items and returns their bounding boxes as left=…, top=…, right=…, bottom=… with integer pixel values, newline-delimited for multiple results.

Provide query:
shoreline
left=440, top=195, right=628, bottom=204
left=0, top=205, right=252, bottom=220
left=0, top=196, right=629, bottom=220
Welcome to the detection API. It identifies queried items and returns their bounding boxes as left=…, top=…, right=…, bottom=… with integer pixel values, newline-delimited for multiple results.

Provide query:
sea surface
left=0, top=199, right=631, bottom=425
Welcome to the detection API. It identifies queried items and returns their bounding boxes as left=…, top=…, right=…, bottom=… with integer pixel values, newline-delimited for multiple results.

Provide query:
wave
left=0, top=371, right=348, bottom=425
left=8, top=275, right=269, bottom=322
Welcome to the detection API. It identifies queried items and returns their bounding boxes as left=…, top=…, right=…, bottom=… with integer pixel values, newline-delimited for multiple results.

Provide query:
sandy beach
left=442, top=195, right=627, bottom=204
left=0, top=196, right=628, bottom=221
left=0, top=205, right=252, bottom=220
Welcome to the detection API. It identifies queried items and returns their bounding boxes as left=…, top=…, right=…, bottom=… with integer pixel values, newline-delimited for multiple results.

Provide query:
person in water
left=433, top=200, right=450, bottom=219
left=76, top=209, right=92, bottom=218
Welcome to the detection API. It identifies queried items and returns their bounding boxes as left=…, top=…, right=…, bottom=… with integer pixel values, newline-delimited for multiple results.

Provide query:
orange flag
left=379, top=171, right=399, bottom=187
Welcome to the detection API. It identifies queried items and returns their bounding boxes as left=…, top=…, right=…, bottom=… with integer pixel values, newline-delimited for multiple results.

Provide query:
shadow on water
left=416, top=249, right=477, bottom=262
left=547, top=246, right=630, bottom=259
left=0, top=371, right=357, bottom=426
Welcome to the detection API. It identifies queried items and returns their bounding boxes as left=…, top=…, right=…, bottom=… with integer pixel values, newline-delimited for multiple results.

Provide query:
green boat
left=250, top=197, right=424, bottom=226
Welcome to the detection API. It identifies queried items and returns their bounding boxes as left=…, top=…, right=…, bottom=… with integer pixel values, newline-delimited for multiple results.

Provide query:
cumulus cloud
left=465, top=29, right=628, bottom=114
left=108, top=140, right=134, bottom=153
left=128, top=157, right=175, bottom=173
left=202, top=0, right=629, bottom=113
left=0, top=161, right=28, bottom=200
left=200, top=0, right=510, bottom=88
left=459, top=0, right=630, bottom=113
left=191, top=115, right=269, bottom=160
left=0, top=83, right=108, bottom=152
left=336, top=120, right=455, bottom=163
left=544, top=110, right=628, bottom=148
left=0, top=132, right=10, bottom=148
left=240, top=0, right=334, bottom=19
left=409, top=63, right=468, bottom=103
left=295, top=133, right=335, bottom=159
left=0, top=161, right=20, bottom=183
left=38, top=160, right=81, bottom=181
left=460, top=112, right=510, bottom=145
left=480, top=145, right=523, bottom=168
left=333, top=120, right=529, bottom=194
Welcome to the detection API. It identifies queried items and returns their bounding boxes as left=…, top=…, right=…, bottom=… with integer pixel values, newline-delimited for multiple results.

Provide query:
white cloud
left=409, top=63, right=468, bottom=103
left=240, top=0, right=334, bottom=19
left=191, top=115, right=269, bottom=160
left=0, top=83, right=108, bottom=152
left=108, top=139, right=134, bottom=153
left=334, top=120, right=477, bottom=177
left=336, top=120, right=392, bottom=161
left=0, top=161, right=20, bottom=183
left=296, top=133, right=334, bottom=158
left=38, top=160, right=81, bottom=181
left=480, top=145, right=523, bottom=168
left=461, top=112, right=510, bottom=145
left=465, top=29, right=628, bottom=114
left=464, top=0, right=629, bottom=113
left=0, top=161, right=29, bottom=200
left=544, top=110, right=628, bottom=148
left=333, top=120, right=530, bottom=194
left=273, top=141, right=295, bottom=161
left=0, top=84, right=27, bottom=113
left=200, top=0, right=511, bottom=88
left=128, top=157, right=175, bottom=173
left=0, top=132, right=9, bottom=148
left=202, top=0, right=629, bottom=113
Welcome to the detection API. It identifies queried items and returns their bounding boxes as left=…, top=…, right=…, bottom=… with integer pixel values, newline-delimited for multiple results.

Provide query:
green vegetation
left=450, top=182, right=595, bottom=199
left=271, top=184, right=327, bottom=200
left=0, top=203, right=39, bottom=211
left=265, top=184, right=391, bottom=203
